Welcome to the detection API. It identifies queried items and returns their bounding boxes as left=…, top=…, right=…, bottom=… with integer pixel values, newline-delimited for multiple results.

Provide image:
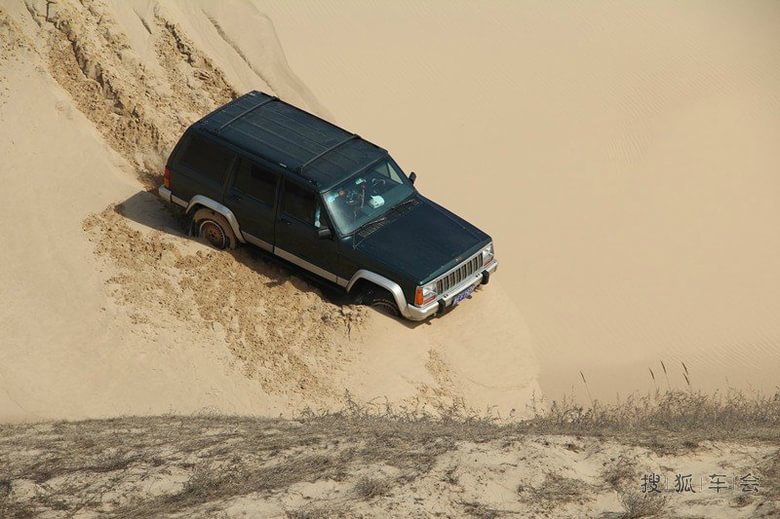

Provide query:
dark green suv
left=159, top=91, right=497, bottom=320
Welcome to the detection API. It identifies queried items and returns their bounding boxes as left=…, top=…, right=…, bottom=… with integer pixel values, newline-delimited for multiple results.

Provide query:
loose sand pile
left=82, top=204, right=366, bottom=401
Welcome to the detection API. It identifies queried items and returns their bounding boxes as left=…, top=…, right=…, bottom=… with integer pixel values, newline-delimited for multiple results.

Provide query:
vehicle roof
left=194, top=91, right=387, bottom=191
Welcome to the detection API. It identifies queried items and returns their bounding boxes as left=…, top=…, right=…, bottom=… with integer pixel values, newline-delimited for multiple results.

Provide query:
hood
left=353, top=196, right=490, bottom=282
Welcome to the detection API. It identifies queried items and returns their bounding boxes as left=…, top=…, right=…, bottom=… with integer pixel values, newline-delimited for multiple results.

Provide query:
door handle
left=279, top=217, right=292, bottom=226
left=227, top=193, right=242, bottom=201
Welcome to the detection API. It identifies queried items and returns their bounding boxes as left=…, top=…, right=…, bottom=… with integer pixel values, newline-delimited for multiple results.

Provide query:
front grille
left=435, top=255, right=482, bottom=294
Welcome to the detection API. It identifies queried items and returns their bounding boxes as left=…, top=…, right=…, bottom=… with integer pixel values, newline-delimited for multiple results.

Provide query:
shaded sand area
left=0, top=0, right=538, bottom=422
left=257, top=0, right=780, bottom=401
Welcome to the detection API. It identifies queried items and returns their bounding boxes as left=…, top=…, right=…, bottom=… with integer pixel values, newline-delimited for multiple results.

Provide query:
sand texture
left=1, top=416, right=778, bottom=518
left=255, top=0, right=780, bottom=401
left=2, top=1, right=779, bottom=517
left=0, top=0, right=539, bottom=423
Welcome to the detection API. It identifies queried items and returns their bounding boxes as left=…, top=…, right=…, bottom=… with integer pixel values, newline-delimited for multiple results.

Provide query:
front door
left=224, top=156, right=279, bottom=251
left=274, top=179, right=340, bottom=284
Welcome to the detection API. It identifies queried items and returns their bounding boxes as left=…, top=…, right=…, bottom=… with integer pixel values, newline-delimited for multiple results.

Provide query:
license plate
left=452, top=285, right=475, bottom=306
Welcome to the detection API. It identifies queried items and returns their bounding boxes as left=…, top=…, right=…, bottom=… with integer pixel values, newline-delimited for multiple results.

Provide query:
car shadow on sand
left=114, top=190, right=432, bottom=329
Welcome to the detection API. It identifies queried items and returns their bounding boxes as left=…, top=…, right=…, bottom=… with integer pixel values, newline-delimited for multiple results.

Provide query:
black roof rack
left=298, top=134, right=360, bottom=174
left=217, top=96, right=278, bottom=132
left=197, top=91, right=387, bottom=190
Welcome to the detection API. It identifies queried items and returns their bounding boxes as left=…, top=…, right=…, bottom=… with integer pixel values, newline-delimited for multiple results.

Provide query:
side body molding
left=186, top=195, right=246, bottom=244
left=346, top=269, right=413, bottom=320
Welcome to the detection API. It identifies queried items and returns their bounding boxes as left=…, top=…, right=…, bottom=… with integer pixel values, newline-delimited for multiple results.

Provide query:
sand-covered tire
left=356, top=284, right=400, bottom=317
left=192, top=208, right=237, bottom=250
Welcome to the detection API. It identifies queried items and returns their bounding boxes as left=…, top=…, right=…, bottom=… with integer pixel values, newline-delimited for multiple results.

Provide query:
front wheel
left=355, top=284, right=400, bottom=317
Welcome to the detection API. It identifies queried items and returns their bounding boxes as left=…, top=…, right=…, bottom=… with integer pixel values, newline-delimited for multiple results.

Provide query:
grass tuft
left=353, top=476, right=393, bottom=500
left=601, top=455, right=638, bottom=490
left=619, top=490, right=667, bottom=518
left=531, top=388, right=780, bottom=442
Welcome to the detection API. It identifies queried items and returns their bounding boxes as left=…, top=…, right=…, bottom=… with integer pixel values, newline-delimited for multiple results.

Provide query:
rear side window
left=282, top=181, right=317, bottom=225
left=234, top=158, right=277, bottom=205
left=178, top=134, right=234, bottom=185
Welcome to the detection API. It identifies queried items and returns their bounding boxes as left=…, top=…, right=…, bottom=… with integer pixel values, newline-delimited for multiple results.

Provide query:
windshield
left=322, top=158, right=415, bottom=235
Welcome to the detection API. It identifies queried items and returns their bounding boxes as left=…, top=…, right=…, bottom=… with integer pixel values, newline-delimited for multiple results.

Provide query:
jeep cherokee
left=158, top=91, right=498, bottom=320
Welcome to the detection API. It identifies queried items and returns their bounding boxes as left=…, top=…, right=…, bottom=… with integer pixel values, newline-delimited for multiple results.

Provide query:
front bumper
left=403, top=259, right=498, bottom=321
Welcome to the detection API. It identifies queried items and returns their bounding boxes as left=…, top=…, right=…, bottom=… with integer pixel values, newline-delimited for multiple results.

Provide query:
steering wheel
left=345, top=190, right=361, bottom=206
left=370, top=177, right=386, bottom=195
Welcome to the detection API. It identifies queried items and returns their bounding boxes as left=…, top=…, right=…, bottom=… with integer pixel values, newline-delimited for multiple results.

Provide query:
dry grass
left=759, top=448, right=780, bottom=501
left=286, top=504, right=351, bottom=519
left=618, top=490, right=668, bottom=518
left=0, top=413, right=475, bottom=517
left=531, top=362, right=780, bottom=446
left=527, top=388, right=780, bottom=450
left=601, top=454, right=638, bottom=490
left=517, top=471, right=589, bottom=510
left=460, top=500, right=503, bottom=518
left=0, top=388, right=778, bottom=516
left=353, top=476, right=394, bottom=500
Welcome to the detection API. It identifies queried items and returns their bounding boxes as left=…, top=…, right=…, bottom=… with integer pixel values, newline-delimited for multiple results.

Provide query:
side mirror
left=409, top=171, right=417, bottom=185
left=317, top=226, right=332, bottom=239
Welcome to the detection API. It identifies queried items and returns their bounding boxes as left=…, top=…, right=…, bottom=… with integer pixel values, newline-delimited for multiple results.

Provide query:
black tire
left=355, top=284, right=400, bottom=317
left=192, top=208, right=238, bottom=250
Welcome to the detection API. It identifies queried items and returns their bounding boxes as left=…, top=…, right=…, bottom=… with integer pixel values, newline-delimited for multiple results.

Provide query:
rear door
left=224, top=156, right=279, bottom=251
left=274, top=179, right=340, bottom=283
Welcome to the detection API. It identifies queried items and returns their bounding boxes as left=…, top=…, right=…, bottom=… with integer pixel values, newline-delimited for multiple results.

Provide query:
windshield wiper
left=351, top=215, right=388, bottom=237
left=350, top=215, right=388, bottom=249
left=350, top=196, right=417, bottom=246
left=388, top=196, right=417, bottom=215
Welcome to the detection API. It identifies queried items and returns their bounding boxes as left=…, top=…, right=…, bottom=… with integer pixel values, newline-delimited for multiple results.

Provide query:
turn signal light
left=415, top=286, right=436, bottom=306
left=163, top=166, right=171, bottom=188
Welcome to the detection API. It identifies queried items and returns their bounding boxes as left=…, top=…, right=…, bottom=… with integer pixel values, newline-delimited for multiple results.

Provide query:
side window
left=282, top=181, right=317, bottom=226
left=233, top=158, right=277, bottom=205
left=372, top=160, right=403, bottom=185
left=178, top=134, right=234, bottom=185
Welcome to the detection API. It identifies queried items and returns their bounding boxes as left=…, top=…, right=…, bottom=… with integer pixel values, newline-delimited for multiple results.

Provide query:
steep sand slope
left=0, top=1, right=539, bottom=422
left=258, top=0, right=780, bottom=400
left=0, top=11, right=272, bottom=421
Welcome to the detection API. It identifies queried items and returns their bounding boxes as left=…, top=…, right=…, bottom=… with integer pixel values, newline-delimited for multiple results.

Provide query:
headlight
left=482, top=243, right=495, bottom=266
left=414, top=282, right=438, bottom=306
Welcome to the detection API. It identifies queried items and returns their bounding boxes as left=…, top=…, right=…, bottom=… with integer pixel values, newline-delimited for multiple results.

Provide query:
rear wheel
left=355, top=284, right=400, bottom=317
left=192, top=208, right=237, bottom=250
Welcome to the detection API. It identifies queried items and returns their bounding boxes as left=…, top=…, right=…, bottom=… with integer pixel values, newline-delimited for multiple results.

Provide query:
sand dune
left=1, top=0, right=778, bottom=423
left=257, top=0, right=780, bottom=400
left=2, top=3, right=779, bottom=517
left=0, top=0, right=539, bottom=422
left=2, top=4, right=779, bottom=519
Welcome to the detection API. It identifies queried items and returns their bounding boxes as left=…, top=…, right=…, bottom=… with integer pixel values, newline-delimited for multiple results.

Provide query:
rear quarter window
left=178, top=134, right=234, bottom=185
